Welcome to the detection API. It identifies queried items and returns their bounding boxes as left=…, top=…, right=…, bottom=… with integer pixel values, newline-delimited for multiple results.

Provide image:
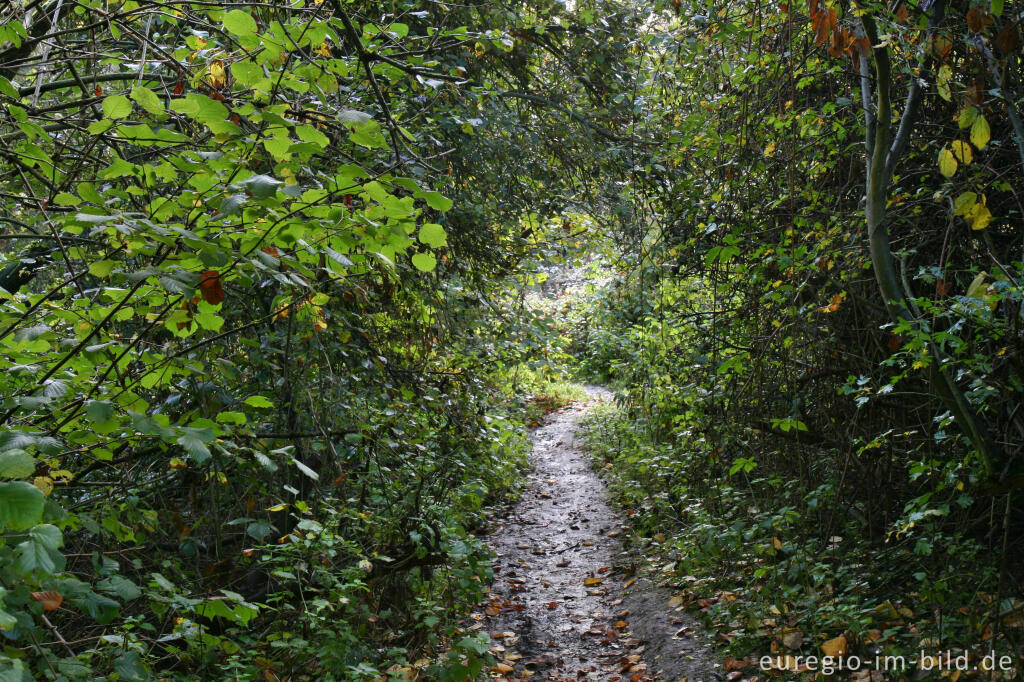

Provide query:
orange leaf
left=199, top=270, right=224, bottom=305
left=30, top=590, right=63, bottom=611
left=94, top=85, right=102, bottom=97
left=966, top=6, right=986, bottom=33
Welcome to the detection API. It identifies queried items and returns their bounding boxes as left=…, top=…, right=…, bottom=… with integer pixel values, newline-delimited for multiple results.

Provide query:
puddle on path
left=475, top=387, right=720, bottom=681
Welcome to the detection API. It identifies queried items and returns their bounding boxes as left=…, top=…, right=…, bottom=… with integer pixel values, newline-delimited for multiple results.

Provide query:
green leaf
left=14, top=536, right=60, bottom=576
left=0, top=482, right=45, bottom=531
left=114, top=650, right=149, bottom=681
left=101, top=95, right=132, bottom=120
left=87, top=119, right=114, bottom=135
left=97, top=575, right=141, bottom=601
left=29, top=524, right=62, bottom=550
left=296, top=124, right=329, bottom=148
left=0, top=451, right=34, bottom=480
left=937, top=147, right=957, bottom=178
left=292, top=458, right=319, bottom=480
left=966, top=271, right=987, bottom=298
left=86, top=400, right=115, bottom=424
left=242, top=174, right=283, bottom=198
left=423, top=192, right=453, bottom=212
left=992, top=0, right=1004, bottom=16
left=953, top=192, right=977, bottom=216
left=53, top=192, right=79, bottom=206
left=411, top=252, right=437, bottom=272
left=223, top=9, right=258, bottom=37
left=418, top=223, right=447, bottom=248
left=970, top=114, right=990, bottom=150
left=244, top=396, right=274, bottom=408
left=130, top=85, right=163, bottom=116
left=177, top=432, right=211, bottom=464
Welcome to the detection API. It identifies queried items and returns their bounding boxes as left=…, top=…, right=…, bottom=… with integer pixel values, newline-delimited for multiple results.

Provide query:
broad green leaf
left=130, top=85, right=163, bottom=116
left=97, top=575, right=141, bottom=601
left=411, top=252, right=437, bottom=272
left=223, top=10, right=258, bottom=36
left=86, top=400, right=114, bottom=423
left=0, top=482, right=44, bottom=530
left=0, top=451, right=34, bottom=480
left=418, top=223, right=447, bottom=248
left=29, top=524, right=62, bottom=550
left=242, top=174, right=283, bottom=198
left=422, top=192, right=453, bottom=211
left=953, top=192, right=977, bottom=216
left=992, top=0, right=1004, bottom=16
left=114, top=651, right=149, bottom=681
left=244, top=396, right=274, bottom=408
left=101, top=95, right=132, bottom=120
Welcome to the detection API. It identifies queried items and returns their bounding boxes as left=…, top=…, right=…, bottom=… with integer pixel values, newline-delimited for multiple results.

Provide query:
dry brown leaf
left=821, top=634, right=847, bottom=658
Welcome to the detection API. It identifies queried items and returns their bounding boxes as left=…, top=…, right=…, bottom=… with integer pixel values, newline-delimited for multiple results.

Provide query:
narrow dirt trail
left=476, top=387, right=719, bottom=681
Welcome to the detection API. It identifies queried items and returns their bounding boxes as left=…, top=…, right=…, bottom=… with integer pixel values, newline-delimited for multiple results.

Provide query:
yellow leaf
left=583, top=577, right=603, bottom=586
left=968, top=201, right=992, bottom=231
left=266, top=503, right=288, bottom=512
left=952, top=140, right=973, bottom=165
left=772, top=536, right=783, bottom=550
left=33, top=476, right=53, bottom=496
left=971, top=114, right=991, bottom=150
left=208, top=60, right=227, bottom=89
left=668, top=596, right=684, bottom=607
left=938, top=147, right=957, bottom=178
left=822, top=634, right=847, bottom=658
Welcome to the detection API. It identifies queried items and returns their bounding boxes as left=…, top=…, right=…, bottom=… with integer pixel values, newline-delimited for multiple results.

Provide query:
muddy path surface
left=476, top=387, right=720, bottom=681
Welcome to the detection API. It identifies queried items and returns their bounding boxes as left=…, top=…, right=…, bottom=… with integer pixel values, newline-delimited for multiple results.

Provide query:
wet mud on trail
left=475, top=387, right=720, bottom=681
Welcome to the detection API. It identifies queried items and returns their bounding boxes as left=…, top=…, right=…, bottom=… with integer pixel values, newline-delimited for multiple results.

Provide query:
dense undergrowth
left=574, top=264, right=1024, bottom=680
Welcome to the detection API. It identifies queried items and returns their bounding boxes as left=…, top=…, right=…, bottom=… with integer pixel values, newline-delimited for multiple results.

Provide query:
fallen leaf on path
left=668, top=596, right=684, bottom=608
left=782, top=629, right=804, bottom=650
left=584, top=578, right=603, bottom=586
left=821, top=634, right=847, bottom=657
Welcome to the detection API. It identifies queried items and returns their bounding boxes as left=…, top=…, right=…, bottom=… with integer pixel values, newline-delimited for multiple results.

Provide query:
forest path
left=475, top=387, right=720, bottom=681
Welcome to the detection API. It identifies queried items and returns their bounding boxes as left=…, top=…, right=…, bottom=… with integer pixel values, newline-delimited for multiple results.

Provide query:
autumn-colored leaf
left=966, top=6, right=987, bottom=33
left=995, top=23, right=1020, bottom=53
left=199, top=270, right=225, bottom=305
left=208, top=60, right=227, bottom=89
left=583, top=577, right=602, bottom=586
left=30, top=591, right=63, bottom=611
left=822, top=634, right=847, bottom=657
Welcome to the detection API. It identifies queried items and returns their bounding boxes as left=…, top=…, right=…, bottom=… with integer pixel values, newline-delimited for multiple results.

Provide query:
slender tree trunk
left=859, top=2, right=1000, bottom=476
